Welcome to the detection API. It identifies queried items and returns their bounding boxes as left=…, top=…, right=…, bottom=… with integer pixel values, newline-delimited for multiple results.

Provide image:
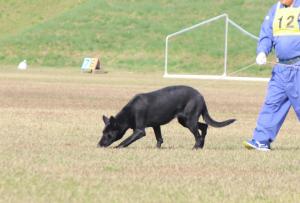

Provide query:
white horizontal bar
left=164, top=73, right=269, bottom=82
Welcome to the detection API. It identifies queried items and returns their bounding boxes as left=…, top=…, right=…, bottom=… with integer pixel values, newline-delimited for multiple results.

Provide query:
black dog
left=98, top=85, right=235, bottom=149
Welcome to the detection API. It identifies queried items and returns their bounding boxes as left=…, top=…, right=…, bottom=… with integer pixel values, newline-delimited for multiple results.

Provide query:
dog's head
left=97, top=115, right=124, bottom=147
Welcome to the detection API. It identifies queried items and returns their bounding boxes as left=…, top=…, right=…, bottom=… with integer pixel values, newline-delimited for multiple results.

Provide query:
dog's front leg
left=116, top=129, right=146, bottom=148
left=153, top=126, right=163, bottom=148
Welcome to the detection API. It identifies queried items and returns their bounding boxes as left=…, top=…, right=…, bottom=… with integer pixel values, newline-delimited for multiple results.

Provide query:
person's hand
left=256, top=52, right=267, bottom=65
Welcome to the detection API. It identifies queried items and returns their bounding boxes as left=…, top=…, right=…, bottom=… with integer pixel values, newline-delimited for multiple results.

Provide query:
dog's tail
left=202, top=103, right=236, bottom=127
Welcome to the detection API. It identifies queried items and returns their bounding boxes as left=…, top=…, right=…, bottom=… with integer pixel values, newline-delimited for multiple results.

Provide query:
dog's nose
left=97, top=142, right=107, bottom=148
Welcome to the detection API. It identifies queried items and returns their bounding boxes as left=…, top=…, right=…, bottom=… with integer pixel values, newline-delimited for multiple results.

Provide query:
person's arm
left=257, top=5, right=276, bottom=56
left=255, top=5, right=276, bottom=65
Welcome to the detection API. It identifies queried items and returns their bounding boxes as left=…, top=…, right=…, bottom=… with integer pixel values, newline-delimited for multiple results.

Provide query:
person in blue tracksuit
left=243, top=0, right=300, bottom=151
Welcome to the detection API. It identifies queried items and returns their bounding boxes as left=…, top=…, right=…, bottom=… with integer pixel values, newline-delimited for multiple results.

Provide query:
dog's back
left=124, top=86, right=203, bottom=126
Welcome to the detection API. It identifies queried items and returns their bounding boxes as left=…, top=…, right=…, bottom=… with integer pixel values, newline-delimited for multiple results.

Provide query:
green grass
left=0, top=0, right=275, bottom=76
left=0, top=0, right=87, bottom=38
left=0, top=67, right=299, bottom=202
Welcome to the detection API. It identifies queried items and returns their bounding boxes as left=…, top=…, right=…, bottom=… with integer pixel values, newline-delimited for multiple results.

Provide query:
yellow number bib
left=273, top=2, right=300, bottom=36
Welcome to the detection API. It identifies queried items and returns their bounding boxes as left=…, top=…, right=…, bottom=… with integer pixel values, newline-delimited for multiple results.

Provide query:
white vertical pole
left=164, top=36, right=169, bottom=76
left=223, top=14, right=229, bottom=77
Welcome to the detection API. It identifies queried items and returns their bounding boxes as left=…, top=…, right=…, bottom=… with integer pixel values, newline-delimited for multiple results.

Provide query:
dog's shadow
left=112, top=146, right=187, bottom=150
left=105, top=145, right=300, bottom=151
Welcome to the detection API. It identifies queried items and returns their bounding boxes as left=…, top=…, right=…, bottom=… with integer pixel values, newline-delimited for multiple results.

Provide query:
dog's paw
left=115, top=145, right=125, bottom=149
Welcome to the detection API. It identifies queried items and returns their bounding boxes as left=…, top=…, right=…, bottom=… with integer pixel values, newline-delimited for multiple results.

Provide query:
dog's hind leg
left=189, top=125, right=205, bottom=149
left=178, top=114, right=205, bottom=149
left=177, top=113, right=188, bottom=127
left=153, top=126, right=163, bottom=148
left=116, top=129, right=146, bottom=148
left=179, top=115, right=207, bottom=136
left=198, top=122, right=208, bottom=137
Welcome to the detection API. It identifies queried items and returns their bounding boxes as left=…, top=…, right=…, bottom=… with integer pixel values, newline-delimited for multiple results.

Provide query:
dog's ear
left=109, top=116, right=116, bottom=123
left=103, top=115, right=110, bottom=126
left=109, top=116, right=118, bottom=127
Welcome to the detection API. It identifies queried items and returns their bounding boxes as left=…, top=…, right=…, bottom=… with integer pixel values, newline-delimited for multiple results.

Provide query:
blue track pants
left=253, top=63, right=300, bottom=142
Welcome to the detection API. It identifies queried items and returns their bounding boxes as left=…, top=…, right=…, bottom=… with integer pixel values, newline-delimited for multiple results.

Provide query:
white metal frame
left=164, top=13, right=269, bottom=82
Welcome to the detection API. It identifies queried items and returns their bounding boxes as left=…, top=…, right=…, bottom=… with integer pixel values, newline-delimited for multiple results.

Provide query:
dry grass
left=0, top=67, right=299, bottom=203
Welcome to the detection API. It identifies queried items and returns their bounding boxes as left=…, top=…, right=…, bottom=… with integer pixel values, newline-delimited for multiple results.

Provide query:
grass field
left=0, top=0, right=276, bottom=76
left=0, top=67, right=299, bottom=202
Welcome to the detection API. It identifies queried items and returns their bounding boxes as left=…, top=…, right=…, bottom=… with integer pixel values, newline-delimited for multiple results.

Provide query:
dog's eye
left=107, top=134, right=112, bottom=139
